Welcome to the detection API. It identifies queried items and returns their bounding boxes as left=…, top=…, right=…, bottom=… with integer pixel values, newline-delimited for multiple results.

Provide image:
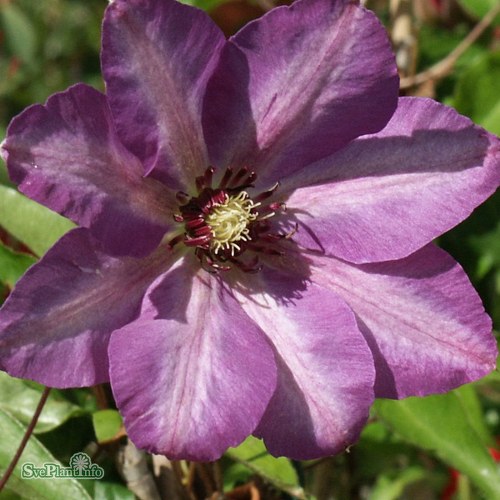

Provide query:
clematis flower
left=0, top=0, right=499, bottom=461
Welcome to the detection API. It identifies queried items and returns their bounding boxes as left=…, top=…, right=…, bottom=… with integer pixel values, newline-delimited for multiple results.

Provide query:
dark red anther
left=219, top=167, right=233, bottom=188
left=254, top=182, right=280, bottom=202
left=173, top=164, right=287, bottom=273
left=203, top=166, right=215, bottom=188
left=167, top=234, right=184, bottom=248
left=195, top=175, right=205, bottom=193
left=246, top=171, right=257, bottom=185
left=268, top=201, right=285, bottom=211
left=192, top=225, right=212, bottom=237
left=229, top=167, right=249, bottom=187
left=205, top=255, right=231, bottom=272
left=185, top=217, right=206, bottom=230
left=209, top=189, right=227, bottom=207
left=176, top=191, right=190, bottom=204
left=184, top=235, right=211, bottom=247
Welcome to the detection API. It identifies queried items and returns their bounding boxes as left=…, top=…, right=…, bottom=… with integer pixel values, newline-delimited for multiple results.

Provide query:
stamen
left=229, top=167, right=249, bottom=187
left=185, top=217, right=205, bottom=230
left=254, top=182, right=280, bottom=202
left=195, top=175, right=205, bottom=193
left=184, top=235, right=211, bottom=247
left=167, top=234, right=184, bottom=248
left=174, top=166, right=286, bottom=273
left=176, top=191, right=190, bottom=204
left=219, top=167, right=233, bottom=189
left=203, top=166, right=215, bottom=188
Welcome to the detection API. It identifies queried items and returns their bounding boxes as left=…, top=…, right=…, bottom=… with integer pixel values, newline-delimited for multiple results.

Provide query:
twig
left=400, top=2, right=500, bottom=89
left=0, top=386, right=51, bottom=492
left=116, top=440, right=161, bottom=500
left=213, top=460, right=224, bottom=494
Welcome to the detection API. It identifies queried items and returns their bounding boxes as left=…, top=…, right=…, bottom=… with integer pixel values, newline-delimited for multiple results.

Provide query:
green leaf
left=91, top=481, right=135, bottom=500
left=0, top=127, right=11, bottom=187
left=0, top=2, right=37, bottom=68
left=455, top=384, right=495, bottom=446
left=375, top=388, right=500, bottom=498
left=0, top=372, right=84, bottom=433
left=0, top=185, right=74, bottom=256
left=0, top=409, right=91, bottom=499
left=456, top=0, right=500, bottom=26
left=225, top=436, right=303, bottom=497
left=179, top=0, right=229, bottom=11
left=452, top=51, right=500, bottom=135
left=370, top=467, right=427, bottom=500
left=92, top=410, right=123, bottom=443
left=0, top=242, right=36, bottom=288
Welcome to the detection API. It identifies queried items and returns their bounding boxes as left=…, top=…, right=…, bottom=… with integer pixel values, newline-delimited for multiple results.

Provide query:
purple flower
left=0, top=0, right=499, bottom=461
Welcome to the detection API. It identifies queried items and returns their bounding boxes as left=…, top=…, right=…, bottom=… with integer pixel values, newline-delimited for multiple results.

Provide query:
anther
left=229, top=167, right=249, bottom=187
left=254, top=182, right=280, bottom=202
left=203, top=166, right=215, bottom=188
left=219, top=167, right=233, bottom=189
left=195, top=175, right=205, bottom=193
left=176, top=191, right=190, bottom=204
left=167, top=234, right=184, bottom=248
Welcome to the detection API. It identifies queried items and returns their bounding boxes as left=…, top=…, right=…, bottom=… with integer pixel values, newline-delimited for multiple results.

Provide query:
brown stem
left=400, top=2, right=500, bottom=89
left=0, top=386, right=51, bottom=492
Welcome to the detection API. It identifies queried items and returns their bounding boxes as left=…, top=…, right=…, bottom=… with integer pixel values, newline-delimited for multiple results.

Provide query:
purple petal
left=234, top=266, right=375, bottom=459
left=310, top=244, right=497, bottom=399
left=284, top=98, right=500, bottom=263
left=0, top=229, right=174, bottom=387
left=109, top=258, right=277, bottom=461
left=203, top=0, right=398, bottom=184
left=102, top=0, right=225, bottom=189
left=2, top=84, right=174, bottom=258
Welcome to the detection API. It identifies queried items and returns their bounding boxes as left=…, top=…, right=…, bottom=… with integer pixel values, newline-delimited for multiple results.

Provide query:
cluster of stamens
left=169, top=166, right=290, bottom=273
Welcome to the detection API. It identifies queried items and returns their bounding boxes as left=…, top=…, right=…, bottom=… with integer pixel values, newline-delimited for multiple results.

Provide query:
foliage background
left=0, top=0, right=499, bottom=498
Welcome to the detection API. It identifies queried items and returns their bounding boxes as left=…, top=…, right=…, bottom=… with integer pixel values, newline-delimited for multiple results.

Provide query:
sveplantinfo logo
left=22, top=452, right=104, bottom=479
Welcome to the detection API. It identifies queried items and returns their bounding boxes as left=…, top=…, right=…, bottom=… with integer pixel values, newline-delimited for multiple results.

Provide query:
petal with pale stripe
left=0, top=229, right=174, bottom=387
left=109, top=259, right=277, bottom=461
left=310, top=244, right=497, bottom=398
left=2, top=84, right=174, bottom=257
left=203, top=0, right=398, bottom=184
left=234, top=266, right=375, bottom=459
left=102, top=0, right=225, bottom=189
left=284, top=98, right=500, bottom=264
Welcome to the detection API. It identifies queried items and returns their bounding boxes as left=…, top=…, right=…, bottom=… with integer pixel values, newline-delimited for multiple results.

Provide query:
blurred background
left=0, top=0, right=499, bottom=498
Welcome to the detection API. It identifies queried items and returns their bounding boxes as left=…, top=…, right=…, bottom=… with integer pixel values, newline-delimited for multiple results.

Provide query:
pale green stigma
left=205, top=191, right=259, bottom=256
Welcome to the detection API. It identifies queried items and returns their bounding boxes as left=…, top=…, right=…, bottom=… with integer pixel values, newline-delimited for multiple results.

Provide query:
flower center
left=169, top=166, right=290, bottom=273
left=205, top=192, right=258, bottom=256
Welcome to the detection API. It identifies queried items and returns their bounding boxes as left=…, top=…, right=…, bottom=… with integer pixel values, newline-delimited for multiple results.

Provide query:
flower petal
left=203, top=0, right=398, bottom=183
left=234, top=266, right=375, bottom=459
left=0, top=228, right=173, bottom=387
left=109, top=257, right=277, bottom=461
left=284, top=98, right=500, bottom=263
left=102, top=0, right=225, bottom=189
left=2, top=84, right=174, bottom=257
left=310, top=244, right=497, bottom=399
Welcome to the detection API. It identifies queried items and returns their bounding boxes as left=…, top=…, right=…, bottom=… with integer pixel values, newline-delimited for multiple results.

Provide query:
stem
left=400, top=2, right=500, bottom=89
left=0, top=386, right=51, bottom=492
